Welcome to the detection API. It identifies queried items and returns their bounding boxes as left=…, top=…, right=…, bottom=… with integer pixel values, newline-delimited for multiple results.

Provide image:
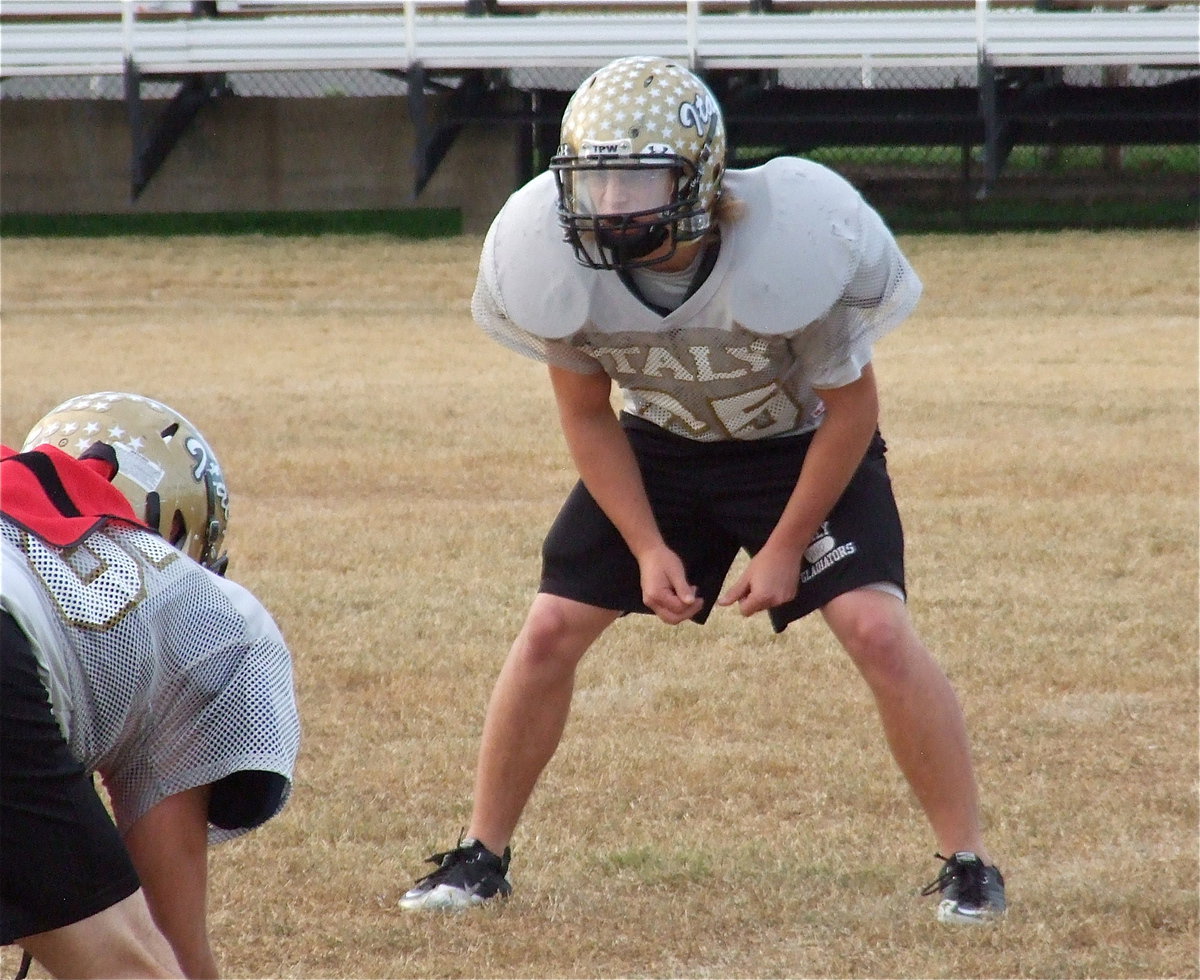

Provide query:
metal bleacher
left=2, top=0, right=1197, bottom=198
left=3, top=1, right=1197, bottom=74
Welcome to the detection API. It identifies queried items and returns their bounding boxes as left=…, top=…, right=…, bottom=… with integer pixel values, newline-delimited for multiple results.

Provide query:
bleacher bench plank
left=1, top=2, right=1196, bottom=76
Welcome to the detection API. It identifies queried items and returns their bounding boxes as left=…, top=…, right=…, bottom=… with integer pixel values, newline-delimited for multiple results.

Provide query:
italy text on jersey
left=577, top=333, right=821, bottom=440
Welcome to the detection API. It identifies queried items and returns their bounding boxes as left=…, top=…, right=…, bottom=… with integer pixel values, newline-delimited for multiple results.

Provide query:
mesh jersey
left=1, top=518, right=300, bottom=844
left=473, top=157, right=922, bottom=441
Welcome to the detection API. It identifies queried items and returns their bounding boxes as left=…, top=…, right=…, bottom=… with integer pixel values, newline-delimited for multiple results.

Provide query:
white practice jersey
left=1, top=518, right=300, bottom=844
left=473, top=157, right=922, bottom=441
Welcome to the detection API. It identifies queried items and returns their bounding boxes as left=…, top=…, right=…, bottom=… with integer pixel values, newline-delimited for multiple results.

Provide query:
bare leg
left=468, top=594, right=620, bottom=854
left=18, top=891, right=184, bottom=980
left=821, top=588, right=990, bottom=862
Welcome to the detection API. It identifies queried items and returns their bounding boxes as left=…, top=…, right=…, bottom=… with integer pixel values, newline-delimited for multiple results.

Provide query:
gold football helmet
left=22, top=392, right=230, bottom=572
left=551, top=56, right=727, bottom=269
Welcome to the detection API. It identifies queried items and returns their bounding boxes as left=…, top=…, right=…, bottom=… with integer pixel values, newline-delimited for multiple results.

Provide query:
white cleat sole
left=399, top=884, right=488, bottom=911
left=936, top=900, right=1004, bottom=925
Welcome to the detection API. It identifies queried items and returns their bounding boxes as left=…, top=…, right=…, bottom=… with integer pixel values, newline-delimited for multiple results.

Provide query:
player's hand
left=717, top=544, right=802, bottom=617
left=638, top=546, right=704, bottom=625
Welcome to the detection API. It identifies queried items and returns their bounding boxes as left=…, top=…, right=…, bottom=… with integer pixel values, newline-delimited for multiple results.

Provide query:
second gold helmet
left=23, top=392, right=230, bottom=572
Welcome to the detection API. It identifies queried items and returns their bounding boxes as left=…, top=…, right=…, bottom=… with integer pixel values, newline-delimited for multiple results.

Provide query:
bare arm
left=719, top=363, right=881, bottom=616
left=122, top=785, right=218, bottom=979
left=549, top=364, right=704, bottom=624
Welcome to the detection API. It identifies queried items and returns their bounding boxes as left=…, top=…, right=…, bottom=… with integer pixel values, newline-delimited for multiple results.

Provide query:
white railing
left=1, top=0, right=1196, bottom=77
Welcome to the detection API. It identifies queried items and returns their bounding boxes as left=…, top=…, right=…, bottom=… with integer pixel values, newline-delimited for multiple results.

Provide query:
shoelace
left=411, top=833, right=507, bottom=885
left=920, top=852, right=986, bottom=903
left=920, top=852, right=955, bottom=896
left=411, top=844, right=471, bottom=884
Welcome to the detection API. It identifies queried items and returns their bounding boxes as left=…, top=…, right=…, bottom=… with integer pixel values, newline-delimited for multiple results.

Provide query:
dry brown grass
left=1, top=229, right=1196, bottom=979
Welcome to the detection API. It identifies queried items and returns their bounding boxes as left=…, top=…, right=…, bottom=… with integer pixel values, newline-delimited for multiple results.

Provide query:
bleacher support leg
left=978, top=53, right=1007, bottom=199
left=409, top=69, right=492, bottom=199
left=124, top=58, right=227, bottom=201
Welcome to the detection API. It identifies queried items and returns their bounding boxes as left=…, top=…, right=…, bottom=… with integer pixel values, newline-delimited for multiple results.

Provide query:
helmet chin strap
left=595, top=222, right=670, bottom=267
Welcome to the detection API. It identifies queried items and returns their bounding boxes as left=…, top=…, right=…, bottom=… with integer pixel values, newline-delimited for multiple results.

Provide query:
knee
left=511, top=599, right=596, bottom=672
left=838, top=607, right=915, bottom=688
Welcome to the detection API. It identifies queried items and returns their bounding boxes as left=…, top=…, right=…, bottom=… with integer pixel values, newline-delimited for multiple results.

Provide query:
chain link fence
left=3, top=61, right=1190, bottom=98
left=2, top=62, right=1196, bottom=227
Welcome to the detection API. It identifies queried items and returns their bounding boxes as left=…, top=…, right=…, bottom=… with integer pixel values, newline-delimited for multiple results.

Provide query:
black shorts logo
left=801, top=521, right=857, bottom=584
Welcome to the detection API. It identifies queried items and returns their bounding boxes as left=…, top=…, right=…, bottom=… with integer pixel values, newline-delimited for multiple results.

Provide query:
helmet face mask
left=22, top=392, right=230, bottom=573
left=554, top=154, right=694, bottom=268
left=551, top=57, right=726, bottom=271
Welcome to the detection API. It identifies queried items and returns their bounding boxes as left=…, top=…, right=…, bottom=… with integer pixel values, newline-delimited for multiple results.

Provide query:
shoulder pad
left=725, top=159, right=866, bottom=333
left=485, top=171, right=593, bottom=339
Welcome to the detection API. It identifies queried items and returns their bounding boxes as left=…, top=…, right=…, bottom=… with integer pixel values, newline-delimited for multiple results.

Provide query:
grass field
left=1, top=229, right=1197, bottom=978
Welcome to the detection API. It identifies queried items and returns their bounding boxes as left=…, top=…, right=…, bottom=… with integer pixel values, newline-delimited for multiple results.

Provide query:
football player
left=1, top=392, right=301, bottom=977
left=401, top=56, right=1004, bottom=924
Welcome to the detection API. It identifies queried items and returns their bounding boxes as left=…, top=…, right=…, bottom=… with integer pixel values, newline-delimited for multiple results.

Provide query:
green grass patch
left=879, top=195, right=1199, bottom=232
left=757, top=143, right=1200, bottom=177
left=0, top=207, right=461, bottom=238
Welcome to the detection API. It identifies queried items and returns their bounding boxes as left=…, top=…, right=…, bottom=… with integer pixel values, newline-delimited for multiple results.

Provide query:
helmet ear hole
left=168, top=510, right=188, bottom=550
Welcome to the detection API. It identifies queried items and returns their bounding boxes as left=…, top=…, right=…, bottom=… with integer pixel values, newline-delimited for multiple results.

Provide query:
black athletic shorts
left=539, top=416, right=906, bottom=633
left=0, top=612, right=141, bottom=945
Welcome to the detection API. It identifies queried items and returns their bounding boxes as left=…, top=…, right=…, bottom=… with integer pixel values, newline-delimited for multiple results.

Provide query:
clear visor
left=571, top=165, right=676, bottom=217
